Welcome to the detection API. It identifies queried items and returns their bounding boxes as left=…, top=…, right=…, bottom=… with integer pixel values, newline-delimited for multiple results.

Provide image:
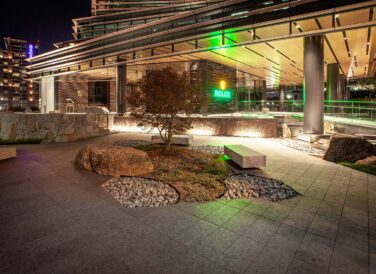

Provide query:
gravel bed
left=222, top=174, right=300, bottom=202
left=190, top=145, right=224, bottom=155
left=278, top=139, right=325, bottom=155
left=113, top=140, right=151, bottom=148
left=103, top=177, right=179, bottom=208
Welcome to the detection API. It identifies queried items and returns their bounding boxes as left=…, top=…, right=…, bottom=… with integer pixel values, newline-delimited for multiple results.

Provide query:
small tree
left=128, top=67, right=201, bottom=149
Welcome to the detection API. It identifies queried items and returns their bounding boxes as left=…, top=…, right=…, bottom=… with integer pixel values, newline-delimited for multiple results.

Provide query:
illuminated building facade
left=28, top=0, right=375, bottom=133
left=0, top=38, right=40, bottom=111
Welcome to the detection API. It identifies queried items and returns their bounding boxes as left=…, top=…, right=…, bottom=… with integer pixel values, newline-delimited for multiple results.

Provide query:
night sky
left=0, top=0, right=90, bottom=53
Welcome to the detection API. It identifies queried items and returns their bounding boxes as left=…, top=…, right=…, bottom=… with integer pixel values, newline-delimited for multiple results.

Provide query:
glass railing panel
left=224, top=29, right=254, bottom=44
left=256, top=22, right=289, bottom=39
left=336, top=7, right=371, bottom=28
left=174, top=40, right=196, bottom=52
left=153, top=45, right=173, bottom=56
left=80, top=62, right=91, bottom=70
left=236, top=99, right=376, bottom=123
left=197, top=33, right=222, bottom=48
left=118, top=53, right=133, bottom=61
left=92, top=59, right=104, bottom=67
left=291, top=18, right=320, bottom=34
left=135, top=49, right=152, bottom=59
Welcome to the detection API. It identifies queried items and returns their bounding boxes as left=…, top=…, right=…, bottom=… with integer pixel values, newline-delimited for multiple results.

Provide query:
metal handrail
left=238, top=99, right=376, bottom=122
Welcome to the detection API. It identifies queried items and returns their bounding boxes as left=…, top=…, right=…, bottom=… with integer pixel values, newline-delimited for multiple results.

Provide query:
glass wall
left=347, top=77, right=376, bottom=100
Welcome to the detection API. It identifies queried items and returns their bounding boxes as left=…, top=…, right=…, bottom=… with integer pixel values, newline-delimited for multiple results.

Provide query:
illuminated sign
left=212, top=80, right=232, bottom=101
left=213, top=89, right=232, bottom=100
left=27, top=44, right=35, bottom=58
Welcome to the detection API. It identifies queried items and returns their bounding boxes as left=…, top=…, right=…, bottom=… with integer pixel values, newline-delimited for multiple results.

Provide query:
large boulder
left=75, top=144, right=154, bottom=177
left=356, top=156, right=376, bottom=166
left=323, top=136, right=376, bottom=163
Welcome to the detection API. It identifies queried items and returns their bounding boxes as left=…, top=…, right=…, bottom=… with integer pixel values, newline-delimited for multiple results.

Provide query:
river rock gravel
left=278, top=139, right=325, bottom=155
left=223, top=174, right=300, bottom=202
left=190, top=145, right=224, bottom=155
left=103, top=177, right=179, bottom=208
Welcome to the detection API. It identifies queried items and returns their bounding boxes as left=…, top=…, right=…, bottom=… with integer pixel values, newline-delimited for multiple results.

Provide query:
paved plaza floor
left=0, top=133, right=375, bottom=273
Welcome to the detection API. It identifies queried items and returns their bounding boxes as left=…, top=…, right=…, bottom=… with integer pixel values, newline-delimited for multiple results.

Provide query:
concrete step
left=297, top=133, right=330, bottom=143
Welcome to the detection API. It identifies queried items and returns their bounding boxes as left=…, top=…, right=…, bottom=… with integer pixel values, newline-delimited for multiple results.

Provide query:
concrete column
left=338, top=74, right=346, bottom=100
left=199, top=61, right=208, bottom=115
left=279, top=84, right=285, bottom=111
left=327, top=63, right=340, bottom=101
left=40, top=76, right=55, bottom=114
left=253, top=80, right=257, bottom=101
left=262, top=80, right=267, bottom=102
left=303, top=35, right=324, bottom=134
left=116, top=64, right=127, bottom=113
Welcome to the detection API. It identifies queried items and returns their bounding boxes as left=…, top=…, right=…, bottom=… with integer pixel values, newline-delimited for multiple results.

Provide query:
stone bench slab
left=151, top=135, right=193, bottom=146
left=224, top=145, right=266, bottom=169
left=0, top=148, right=17, bottom=161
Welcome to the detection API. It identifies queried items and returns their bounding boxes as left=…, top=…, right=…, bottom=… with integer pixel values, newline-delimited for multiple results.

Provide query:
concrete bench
left=224, top=145, right=266, bottom=168
left=0, top=148, right=17, bottom=161
left=151, top=135, right=193, bottom=146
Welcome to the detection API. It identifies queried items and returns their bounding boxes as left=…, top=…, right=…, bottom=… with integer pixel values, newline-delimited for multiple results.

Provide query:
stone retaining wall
left=0, top=113, right=114, bottom=143
left=113, top=116, right=279, bottom=138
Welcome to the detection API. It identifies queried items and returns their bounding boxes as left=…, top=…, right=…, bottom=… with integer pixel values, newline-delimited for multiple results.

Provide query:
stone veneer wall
left=113, top=116, right=279, bottom=138
left=0, top=113, right=114, bottom=143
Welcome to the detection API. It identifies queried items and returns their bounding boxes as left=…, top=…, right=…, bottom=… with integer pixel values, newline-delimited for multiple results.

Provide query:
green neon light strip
left=324, top=100, right=376, bottom=104
left=239, top=100, right=376, bottom=105
left=239, top=100, right=298, bottom=103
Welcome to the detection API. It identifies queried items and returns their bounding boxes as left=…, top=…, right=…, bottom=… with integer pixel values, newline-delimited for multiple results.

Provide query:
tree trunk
left=165, top=119, right=174, bottom=150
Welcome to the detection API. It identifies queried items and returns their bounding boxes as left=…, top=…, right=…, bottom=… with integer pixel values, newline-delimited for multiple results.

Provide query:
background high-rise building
left=0, top=37, right=40, bottom=111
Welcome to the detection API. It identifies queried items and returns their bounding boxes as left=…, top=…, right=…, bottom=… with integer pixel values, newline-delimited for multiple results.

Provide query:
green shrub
left=0, top=138, right=42, bottom=145
left=134, top=143, right=159, bottom=152
left=205, top=154, right=229, bottom=177
left=340, top=162, right=376, bottom=176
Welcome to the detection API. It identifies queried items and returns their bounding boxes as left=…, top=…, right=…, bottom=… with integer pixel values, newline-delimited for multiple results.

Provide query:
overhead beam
left=28, top=21, right=376, bottom=78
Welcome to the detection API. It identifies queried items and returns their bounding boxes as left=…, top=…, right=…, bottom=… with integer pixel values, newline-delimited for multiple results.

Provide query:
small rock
left=355, top=156, right=376, bottom=166
left=191, top=145, right=224, bottom=155
left=222, top=174, right=300, bottom=202
left=102, top=177, right=179, bottom=208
